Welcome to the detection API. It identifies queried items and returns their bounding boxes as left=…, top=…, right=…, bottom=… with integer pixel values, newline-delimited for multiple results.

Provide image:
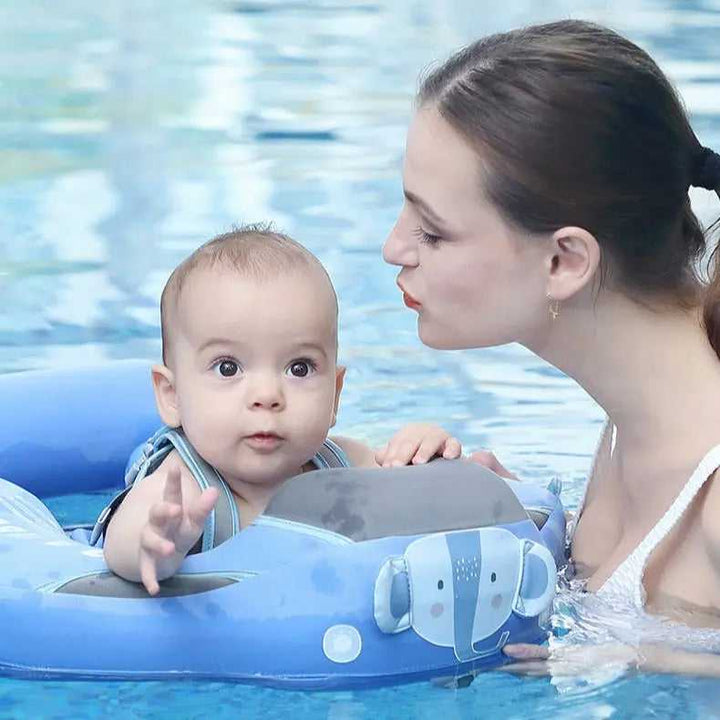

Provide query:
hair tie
left=692, top=146, right=720, bottom=191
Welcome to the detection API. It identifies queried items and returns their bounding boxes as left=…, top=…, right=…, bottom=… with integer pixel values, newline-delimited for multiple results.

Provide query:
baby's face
left=168, top=266, right=342, bottom=487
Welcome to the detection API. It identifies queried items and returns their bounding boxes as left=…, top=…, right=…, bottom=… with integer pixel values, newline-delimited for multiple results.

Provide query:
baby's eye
left=286, top=359, right=316, bottom=378
left=214, top=359, right=240, bottom=377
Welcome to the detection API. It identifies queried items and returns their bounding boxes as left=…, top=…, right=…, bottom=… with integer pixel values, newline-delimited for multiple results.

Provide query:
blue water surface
left=1, top=0, right=720, bottom=717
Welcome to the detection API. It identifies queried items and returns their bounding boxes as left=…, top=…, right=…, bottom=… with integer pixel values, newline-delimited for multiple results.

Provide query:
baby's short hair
left=160, top=223, right=337, bottom=365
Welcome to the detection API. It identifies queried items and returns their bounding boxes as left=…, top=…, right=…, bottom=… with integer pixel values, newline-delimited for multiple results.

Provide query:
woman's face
left=383, top=106, right=550, bottom=350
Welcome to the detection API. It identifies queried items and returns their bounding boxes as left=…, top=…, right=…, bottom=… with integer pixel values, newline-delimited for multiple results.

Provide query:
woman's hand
left=376, top=423, right=462, bottom=467
left=501, top=641, right=720, bottom=678
left=468, top=449, right=519, bottom=480
left=500, top=642, right=639, bottom=677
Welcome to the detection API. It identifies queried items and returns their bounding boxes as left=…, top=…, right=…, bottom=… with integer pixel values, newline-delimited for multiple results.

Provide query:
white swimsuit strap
left=598, top=442, right=720, bottom=607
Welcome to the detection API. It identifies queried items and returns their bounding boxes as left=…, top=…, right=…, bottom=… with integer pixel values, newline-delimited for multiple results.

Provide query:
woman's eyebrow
left=403, top=188, right=448, bottom=228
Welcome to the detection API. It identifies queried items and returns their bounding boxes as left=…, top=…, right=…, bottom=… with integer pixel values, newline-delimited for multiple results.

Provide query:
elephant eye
left=491, top=572, right=497, bottom=583
left=437, top=580, right=444, bottom=590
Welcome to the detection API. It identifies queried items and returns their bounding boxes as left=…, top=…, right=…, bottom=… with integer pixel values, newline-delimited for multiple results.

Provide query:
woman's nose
left=382, top=216, right=419, bottom=267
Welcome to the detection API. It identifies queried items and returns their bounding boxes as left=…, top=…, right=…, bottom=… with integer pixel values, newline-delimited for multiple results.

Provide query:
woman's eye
left=412, top=226, right=442, bottom=246
left=215, top=360, right=239, bottom=377
left=287, top=360, right=316, bottom=378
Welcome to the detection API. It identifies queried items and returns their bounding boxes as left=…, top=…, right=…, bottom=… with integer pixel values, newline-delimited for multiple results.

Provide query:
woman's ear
left=545, top=226, right=601, bottom=301
left=331, top=366, right=346, bottom=428
left=151, top=364, right=181, bottom=428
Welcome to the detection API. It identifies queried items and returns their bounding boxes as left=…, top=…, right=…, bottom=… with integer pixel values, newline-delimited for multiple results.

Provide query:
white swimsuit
left=570, top=420, right=720, bottom=608
left=558, top=423, right=720, bottom=664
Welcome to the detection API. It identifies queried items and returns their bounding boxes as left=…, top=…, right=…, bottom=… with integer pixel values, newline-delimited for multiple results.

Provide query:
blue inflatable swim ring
left=0, top=362, right=566, bottom=689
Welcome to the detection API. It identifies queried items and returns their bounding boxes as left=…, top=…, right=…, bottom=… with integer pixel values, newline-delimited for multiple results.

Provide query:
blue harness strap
left=312, top=437, right=350, bottom=470
left=90, top=426, right=240, bottom=551
left=91, top=430, right=350, bottom=550
left=161, top=428, right=241, bottom=552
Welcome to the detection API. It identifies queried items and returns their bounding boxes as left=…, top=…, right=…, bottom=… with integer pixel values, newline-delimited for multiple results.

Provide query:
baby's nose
left=247, top=376, right=285, bottom=410
left=251, top=396, right=282, bottom=409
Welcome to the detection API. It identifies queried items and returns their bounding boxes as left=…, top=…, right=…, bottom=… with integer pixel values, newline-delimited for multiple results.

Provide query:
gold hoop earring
left=547, top=294, right=560, bottom=320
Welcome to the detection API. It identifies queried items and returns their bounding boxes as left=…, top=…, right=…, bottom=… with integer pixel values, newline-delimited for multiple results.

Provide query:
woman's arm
left=501, top=641, right=720, bottom=678
left=639, top=643, right=720, bottom=677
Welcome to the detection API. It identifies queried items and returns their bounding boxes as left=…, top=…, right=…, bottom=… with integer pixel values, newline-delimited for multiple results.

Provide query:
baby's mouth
left=244, top=432, right=283, bottom=450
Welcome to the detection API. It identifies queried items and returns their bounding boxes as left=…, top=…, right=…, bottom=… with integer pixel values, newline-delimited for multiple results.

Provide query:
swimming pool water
left=1, top=0, right=720, bottom=717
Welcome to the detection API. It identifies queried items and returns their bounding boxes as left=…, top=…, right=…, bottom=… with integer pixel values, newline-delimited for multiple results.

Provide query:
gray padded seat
left=265, top=460, right=529, bottom=541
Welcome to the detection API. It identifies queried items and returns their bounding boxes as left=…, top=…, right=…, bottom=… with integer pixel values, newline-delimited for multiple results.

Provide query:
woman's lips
left=398, top=279, right=422, bottom=311
left=402, top=292, right=422, bottom=311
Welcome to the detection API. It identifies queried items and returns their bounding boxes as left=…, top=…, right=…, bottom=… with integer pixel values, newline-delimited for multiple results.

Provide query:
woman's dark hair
left=418, top=20, right=720, bottom=354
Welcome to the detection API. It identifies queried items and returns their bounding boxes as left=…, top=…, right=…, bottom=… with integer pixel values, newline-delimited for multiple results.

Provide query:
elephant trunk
left=446, top=532, right=482, bottom=662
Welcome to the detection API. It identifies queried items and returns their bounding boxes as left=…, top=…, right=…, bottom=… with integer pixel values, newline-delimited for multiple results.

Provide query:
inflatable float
left=0, top=361, right=566, bottom=688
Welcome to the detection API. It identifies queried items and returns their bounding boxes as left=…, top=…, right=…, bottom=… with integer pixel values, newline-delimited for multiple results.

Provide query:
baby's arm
left=375, top=423, right=462, bottom=467
left=103, top=451, right=219, bottom=595
left=330, top=436, right=379, bottom=468
left=332, top=424, right=462, bottom=469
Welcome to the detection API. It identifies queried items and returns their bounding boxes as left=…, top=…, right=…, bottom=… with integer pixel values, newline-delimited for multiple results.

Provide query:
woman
left=382, top=19, right=720, bottom=676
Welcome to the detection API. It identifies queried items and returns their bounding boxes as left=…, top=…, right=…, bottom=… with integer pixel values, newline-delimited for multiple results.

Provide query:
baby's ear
left=331, top=365, right=346, bottom=427
left=151, top=364, right=181, bottom=427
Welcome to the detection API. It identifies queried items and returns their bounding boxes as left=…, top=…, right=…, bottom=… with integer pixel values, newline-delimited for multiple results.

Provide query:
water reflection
left=1, top=0, right=719, bottom=534
left=3, top=0, right=718, bottom=377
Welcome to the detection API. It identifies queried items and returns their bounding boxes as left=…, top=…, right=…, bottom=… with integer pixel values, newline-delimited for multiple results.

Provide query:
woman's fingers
left=468, top=450, right=519, bottom=480
left=501, top=643, right=640, bottom=678
left=503, top=643, right=550, bottom=660
left=498, top=643, right=552, bottom=676
left=497, top=660, right=551, bottom=676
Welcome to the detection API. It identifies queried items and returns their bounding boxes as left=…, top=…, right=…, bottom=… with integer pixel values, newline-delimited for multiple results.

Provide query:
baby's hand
left=376, top=423, right=462, bottom=467
left=138, top=467, right=219, bottom=596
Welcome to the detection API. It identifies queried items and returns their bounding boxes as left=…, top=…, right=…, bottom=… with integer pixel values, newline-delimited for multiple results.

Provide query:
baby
left=101, top=225, right=461, bottom=594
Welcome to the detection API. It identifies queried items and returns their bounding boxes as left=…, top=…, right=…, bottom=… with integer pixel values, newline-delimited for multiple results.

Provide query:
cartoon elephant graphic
left=373, top=527, right=556, bottom=662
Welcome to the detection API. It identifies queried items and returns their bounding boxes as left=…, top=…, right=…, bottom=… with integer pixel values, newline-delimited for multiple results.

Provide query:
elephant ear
left=513, top=541, right=557, bottom=618
left=374, top=556, right=411, bottom=634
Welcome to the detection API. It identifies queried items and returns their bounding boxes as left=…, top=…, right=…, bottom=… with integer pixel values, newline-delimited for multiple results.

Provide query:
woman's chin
left=417, top=323, right=467, bottom=350
left=418, top=320, right=506, bottom=350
